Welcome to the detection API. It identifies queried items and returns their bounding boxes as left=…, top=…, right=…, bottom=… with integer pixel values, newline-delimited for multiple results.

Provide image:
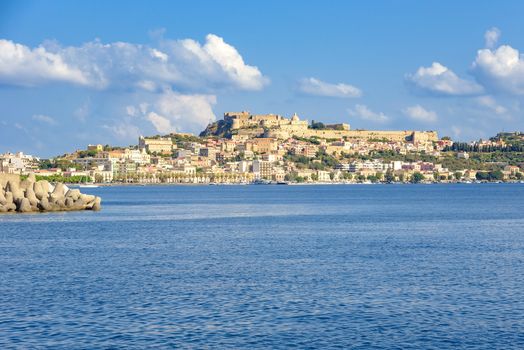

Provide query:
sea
left=1, top=184, right=524, bottom=349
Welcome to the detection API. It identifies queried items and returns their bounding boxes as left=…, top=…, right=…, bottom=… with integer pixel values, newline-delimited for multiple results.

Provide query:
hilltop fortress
left=201, top=111, right=438, bottom=143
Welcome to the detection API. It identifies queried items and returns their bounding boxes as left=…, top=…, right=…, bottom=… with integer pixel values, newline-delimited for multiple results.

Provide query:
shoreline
left=68, top=181, right=524, bottom=187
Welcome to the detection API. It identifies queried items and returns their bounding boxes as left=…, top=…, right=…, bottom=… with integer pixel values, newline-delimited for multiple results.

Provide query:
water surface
left=1, top=184, right=524, bottom=348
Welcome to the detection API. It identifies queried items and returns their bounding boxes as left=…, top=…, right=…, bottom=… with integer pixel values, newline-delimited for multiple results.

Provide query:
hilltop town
left=1, top=111, right=524, bottom=184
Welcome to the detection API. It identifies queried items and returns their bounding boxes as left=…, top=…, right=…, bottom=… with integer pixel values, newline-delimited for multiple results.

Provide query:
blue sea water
left=1, top=184, right=524, bottom=349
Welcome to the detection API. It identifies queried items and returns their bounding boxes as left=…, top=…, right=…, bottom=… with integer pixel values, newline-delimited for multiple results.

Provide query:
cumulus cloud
left=406, top=62, right=483, bottom=96
left=146, top=112, right=174, bottom=134
left=124, top=89, right=217, bottom=135
left=475, top=96, right=508, bottom=115
left=298, top=77, right=362, bottom=98
left=0, top=39, right=89, bottom=87
left=484, top=27, right=501, bottom=49
left=402, top=105, right=438, bottom=123
left=472, top=45, right=524, bottom=95
left=410, top=29, right=524, bottom=97
left=32, top=114, right=57, bottom=125
left=152, top=89, right=217, bottom=133
left=348, top=104, right=389, bottom=123
left=198, top=34, right=269, bottom=90
left=0, top=34, right=268, bottom=91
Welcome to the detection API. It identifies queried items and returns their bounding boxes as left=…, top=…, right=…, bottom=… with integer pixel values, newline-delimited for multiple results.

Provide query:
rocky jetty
left=0, top=173, right=101, bottom=213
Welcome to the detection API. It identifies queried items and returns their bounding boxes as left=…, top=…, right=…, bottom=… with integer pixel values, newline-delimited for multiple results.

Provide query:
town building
left=138, top=136, right=174, bottom=155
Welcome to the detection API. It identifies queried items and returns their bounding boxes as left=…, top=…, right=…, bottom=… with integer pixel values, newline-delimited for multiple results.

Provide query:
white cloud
left=406, top=62, right=483, bottom=96
left=150, top=48, right=168, bottom=62
left=200, top=34, right=268, bottom=90
left=103, top=122, right=140, bottom=140
left=298, top=77, right=362, bottom=98
left=402, top=105, right=438, bottom=123
left=0, top=34, right=268, bottom=91
left=475, top=96, right=508, bottom=115
left=32, top=114, right=57, bottom=125
left=0, top=39, right=89, bottom=87
left=126, top=89, right=217, bottom=135
left=152, top=89, right=217, bottom=133
left=348, top=104, right=389, bottom=123
left=135, top=80, right=158, bottom=92
left=484, top=27, right=501, bottom=49
left=146, top=112, right=174, bottom=134
left=472, top=45, right=524, bottom=95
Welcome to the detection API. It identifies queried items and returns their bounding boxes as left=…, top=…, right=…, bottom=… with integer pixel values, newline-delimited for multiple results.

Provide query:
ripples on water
left=1, top=184, right=524, bottom=348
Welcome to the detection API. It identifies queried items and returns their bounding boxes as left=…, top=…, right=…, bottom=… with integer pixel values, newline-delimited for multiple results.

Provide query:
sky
left=1, top=0, right=524, bottom=157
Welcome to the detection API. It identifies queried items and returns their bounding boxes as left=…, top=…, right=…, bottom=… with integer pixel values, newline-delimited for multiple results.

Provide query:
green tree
left=488, top=170, right=504, bottom=181
left=343, top=172, right=353, bottom=180
left=410, top=172, right=424, bottom=184
left=367, top=175, right=378, bottom=183
left=476, top=172, right=490, bottom=181
left=94, top=174, right=104, bottom=183
left=385, top=170, right=395, bottom=183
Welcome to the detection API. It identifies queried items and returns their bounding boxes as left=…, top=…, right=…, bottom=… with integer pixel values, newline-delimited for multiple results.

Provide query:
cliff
left=0, top=173, right=101, bottom=213
left=199, top=119, right=234, bottom=138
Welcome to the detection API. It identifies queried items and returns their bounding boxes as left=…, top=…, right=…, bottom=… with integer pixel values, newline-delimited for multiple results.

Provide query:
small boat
left=251, top=179, right=271, bottom=185
left=78, top=184, right=99, bottom=188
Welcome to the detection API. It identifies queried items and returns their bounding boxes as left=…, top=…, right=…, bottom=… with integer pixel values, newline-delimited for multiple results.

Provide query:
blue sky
left=1, top=0, right=524, bottom=157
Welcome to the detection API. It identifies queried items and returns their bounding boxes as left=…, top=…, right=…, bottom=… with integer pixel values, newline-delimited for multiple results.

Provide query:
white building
left=0, top=152, right=40, bottom=174
left=253, top=159, right=272, bottom=179
left=124, top=148, right=151, bottom=165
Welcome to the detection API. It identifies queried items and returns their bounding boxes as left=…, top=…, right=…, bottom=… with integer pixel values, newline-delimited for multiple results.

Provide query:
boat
left=78, top=184, right=99, bottom=188
left=77, top=175, right=99, bottom=188
left=251, top=179, right=272, bottom=185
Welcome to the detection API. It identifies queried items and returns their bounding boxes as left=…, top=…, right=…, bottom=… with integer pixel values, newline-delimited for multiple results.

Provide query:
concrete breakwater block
left=0, top=173, right=101, bottom=213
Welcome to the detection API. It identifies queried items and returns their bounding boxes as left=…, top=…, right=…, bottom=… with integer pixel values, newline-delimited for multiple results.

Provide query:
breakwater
left=0, top=173, right=101, bottom=213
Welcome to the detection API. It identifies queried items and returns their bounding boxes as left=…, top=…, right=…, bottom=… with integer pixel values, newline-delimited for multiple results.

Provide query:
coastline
left=75, top=180, right=524, bottom=187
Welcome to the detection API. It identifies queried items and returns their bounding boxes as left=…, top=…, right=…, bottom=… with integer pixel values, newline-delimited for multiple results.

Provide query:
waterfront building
left=173, top=164, right=197, bottom=176
left=317, top=170, right=331, bottom=182
left=253, top=159, right=273, bottom=179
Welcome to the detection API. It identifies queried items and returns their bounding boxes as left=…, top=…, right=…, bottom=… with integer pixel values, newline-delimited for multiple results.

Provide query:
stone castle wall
left=224, top=111, right=438, bottom=143
left=268, top=128, right=438, bottom=142
left=226, top=112, right=308, bottom=130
